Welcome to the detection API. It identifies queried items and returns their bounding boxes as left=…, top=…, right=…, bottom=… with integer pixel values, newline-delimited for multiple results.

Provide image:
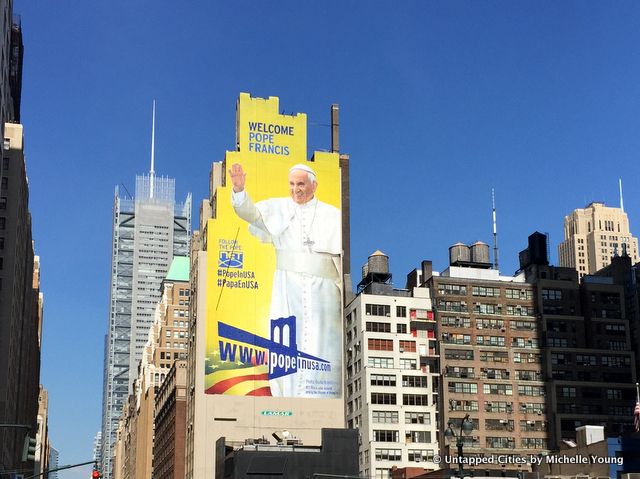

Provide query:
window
left=445, top=349, right=474, bottom=360
left=405, top=412, right=430, bottom=424
left=483, top=383, right=512, bottom=395
left=2, top=158, right=7, bottom=170
left=542, top=289, right=562, bottom=300
left=441, top=333, right=471, bottom=344
left=408, top=449, right=434, bottom=462
left=368, top=339, right=393, bottom=351
left=375, top=449, right=401, bottom=461
left=399, top=358, right=416, bottom=370
left=606, top=389, right=622, bottom=400
left=448, top=399, right=479, bottom=412
left=0, top=237, right=4, bottom=250
left=0, top=177, right=6, bottom=189
left=371, top=374, right=396, bottom=387
left=399, top=340, right=416, bottom=352
left=366, top=322, right=391, bottom=333
left=518, top=385, right=545, bottom=396
left=0, top=197, right=5, bottom=210
left=476, top=335, right=505, bottom=347
left=0, top=217, right=5, bottom=230
left=558, top=386, right=576, bottom=398
left=439, top=284, right=467, bottom=295
left=449, top=382, right=478, bottom=394
left=375, top=469, right=391, bottom=479
left=521, top=438, right=547, bottom=449
left=472, top=286, right=499, bottom=297
left=373, top=430, right=399, bottom=442
left=396, top=324, right=407, bottom=334
left=442, top=316, right=471, bottom=328
left=396, top=306, right=406, bottom=317
left=487, top=437, right=515, bottom=449
left=371, top=393, right=397, bottom=404
left=369, top=357, right=394, bottom=368
left=366, top=304, right=391, bottom=317
left=372, top=411, right=398, bottom=423
left=406, top=431, right=431, bottom=443
left=403, top=394, right=429, bottom=405
left=402, top=375, right=428, bottom=387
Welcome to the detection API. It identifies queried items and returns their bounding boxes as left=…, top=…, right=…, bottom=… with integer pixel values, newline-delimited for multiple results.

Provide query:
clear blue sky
left=15, top=1, right=640, bottom=477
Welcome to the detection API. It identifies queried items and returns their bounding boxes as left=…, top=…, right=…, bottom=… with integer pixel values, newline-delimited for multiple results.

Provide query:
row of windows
left=371, top=411, right=431, bottom=424
left=374, top=448, right=437, bottom=462
left=373, top=430, right=432, bottom=443
left=438, top=284, right=533, bottom=300
left=368, top=357, right=417, bottom=369
left=370, top=393, right=430, bottom=405
left=448, top=382, right=545, bottom=397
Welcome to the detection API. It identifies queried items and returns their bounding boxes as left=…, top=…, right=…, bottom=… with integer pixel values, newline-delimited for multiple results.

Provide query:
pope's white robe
left=232, top=190, right=342, bottom=397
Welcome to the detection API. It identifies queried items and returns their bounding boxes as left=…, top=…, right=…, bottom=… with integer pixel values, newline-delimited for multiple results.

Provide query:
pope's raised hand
left=229, top=163, right=246, bottom=193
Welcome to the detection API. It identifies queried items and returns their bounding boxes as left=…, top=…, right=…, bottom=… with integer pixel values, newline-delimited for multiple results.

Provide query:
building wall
left=185, top=247, right=345, bottom=479
left=524, top=263, right=637, bottom=445
left=344, top=277, right=440, bottom=479
left=153, top=360, right=187, bottom=479
left=0, top=122, right=41, bottom=474
left=428, top=265, right=549, bottom=470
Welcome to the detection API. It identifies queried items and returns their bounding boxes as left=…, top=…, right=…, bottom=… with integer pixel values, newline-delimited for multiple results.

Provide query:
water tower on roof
left=449, top=241, right=492, bottom=269
left=358, top=250, right=392, bottom=293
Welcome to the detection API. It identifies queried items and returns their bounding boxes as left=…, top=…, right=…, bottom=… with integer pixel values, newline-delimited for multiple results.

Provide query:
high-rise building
left=92, top=431, right=102, bottom=464
left=558, top=202, right=639, bottom=277
left=48, top=446, right=59, bottom=479
left=101, top=164, right=191, bottom=478
left=425, top=242, right=548, bottom=474
left=522, top=233, right=637, bottom=444
left=185, top=93, right=349, bottom=479
left=344, top=252, right=440, bottom=478
left=0, top=122, right=43, bottom=475
left=595, top=253, right=640, bottom=387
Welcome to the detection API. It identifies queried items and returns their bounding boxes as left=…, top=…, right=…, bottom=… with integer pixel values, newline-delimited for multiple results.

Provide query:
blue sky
left=15, top=1, right=640, bottom=477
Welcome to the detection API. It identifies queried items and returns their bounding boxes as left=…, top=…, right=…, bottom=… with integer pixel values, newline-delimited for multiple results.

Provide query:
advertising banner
left=205, top=93, right=343, bottom=398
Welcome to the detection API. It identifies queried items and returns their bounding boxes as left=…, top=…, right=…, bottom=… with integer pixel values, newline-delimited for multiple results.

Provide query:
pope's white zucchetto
left=289, top=164, right=317, bottom=177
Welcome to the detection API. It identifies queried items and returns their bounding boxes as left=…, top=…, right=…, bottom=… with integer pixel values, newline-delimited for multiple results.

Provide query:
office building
left=344, top=252, right=440, bottom=479
left=48, top=446, right=59, bottom=479
left=425, top=242, right=548, bottom=474
left=558, top=202, right=638, bottom=277
left=111, top=256, right=191, bottom=479
left=521, top=232, right=636, bottom=445
left=93, top=431, right=102, bottom=465
left=185, top=94, right=350, bottom=479
left=101, top=163, right=191, bottom=478
left=595, top=253, right=640, bottom=385
left=153, top=359, right=187, bottom=479
left=0, top=123, right=43, bottom=475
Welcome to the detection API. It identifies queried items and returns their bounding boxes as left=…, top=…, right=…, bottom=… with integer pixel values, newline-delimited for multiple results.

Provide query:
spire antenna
left=150, top=100, right=156, bottom=199
left=619, top=178, right=624, bottom=213
left=492, top=188, right=499, bottom=270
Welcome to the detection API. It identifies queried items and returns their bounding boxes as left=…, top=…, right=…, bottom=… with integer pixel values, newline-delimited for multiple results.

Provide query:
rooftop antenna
left=150, top=100, right=156, bottom=199
left=619, top=178, right=624, bottom=213
left=492, top=188, right=499, bottom=270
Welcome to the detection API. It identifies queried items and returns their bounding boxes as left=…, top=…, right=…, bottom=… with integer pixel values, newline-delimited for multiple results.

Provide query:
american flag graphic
left=634, top=398, right=640, bottom=433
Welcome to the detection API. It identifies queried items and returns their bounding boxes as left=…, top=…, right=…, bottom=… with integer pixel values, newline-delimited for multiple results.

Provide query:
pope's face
left=289, top=169, right=317, bottom=205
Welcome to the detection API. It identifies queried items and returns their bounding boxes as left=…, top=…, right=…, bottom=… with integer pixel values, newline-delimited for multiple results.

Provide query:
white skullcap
left=289, top=163, right=317, bottom=177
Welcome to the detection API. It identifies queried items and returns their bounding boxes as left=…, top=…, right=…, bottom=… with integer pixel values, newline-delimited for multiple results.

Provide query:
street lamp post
left=444, top=414, right=474, bottom=479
